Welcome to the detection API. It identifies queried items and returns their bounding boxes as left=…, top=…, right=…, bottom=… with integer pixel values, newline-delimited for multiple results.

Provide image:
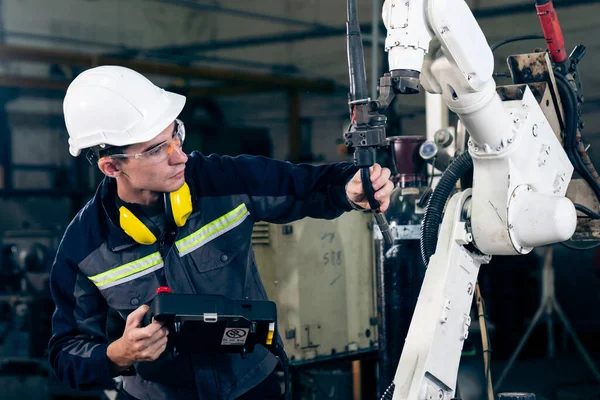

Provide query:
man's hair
left=98, top=145, right=129, bottom=159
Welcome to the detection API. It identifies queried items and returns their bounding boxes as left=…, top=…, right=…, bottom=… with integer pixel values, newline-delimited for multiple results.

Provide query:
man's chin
left=163, top=178, right=186, bottom=193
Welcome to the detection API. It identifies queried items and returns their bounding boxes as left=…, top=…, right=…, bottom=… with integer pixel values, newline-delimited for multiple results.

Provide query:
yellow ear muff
left=169, top=182, right=193, bottom=227
left=119, top=206, right=158, bottom=245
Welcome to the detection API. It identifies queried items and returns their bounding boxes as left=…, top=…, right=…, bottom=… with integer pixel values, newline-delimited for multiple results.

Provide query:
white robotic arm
left=383, top=0, right=575, bottom=254
left=381, top=0, right=578, bottom=399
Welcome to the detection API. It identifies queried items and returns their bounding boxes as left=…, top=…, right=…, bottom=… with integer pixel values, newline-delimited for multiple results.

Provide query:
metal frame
left=494, top=247, right=600, bottom=390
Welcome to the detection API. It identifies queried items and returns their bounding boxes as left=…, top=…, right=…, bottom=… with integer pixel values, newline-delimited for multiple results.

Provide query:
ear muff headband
left=119, top=205, right=161, bottom=245
left=119, top=182, right=193, bottom=245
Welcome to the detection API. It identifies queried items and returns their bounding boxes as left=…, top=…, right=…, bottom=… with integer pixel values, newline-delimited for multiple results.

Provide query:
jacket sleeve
left=48, top=242, right=117, bottom=391
left=226, top=154, right=359, bottom=223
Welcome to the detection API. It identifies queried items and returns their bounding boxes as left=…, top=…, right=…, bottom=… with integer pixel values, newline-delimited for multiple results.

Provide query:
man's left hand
left=346, top=163, right=394, bottom=213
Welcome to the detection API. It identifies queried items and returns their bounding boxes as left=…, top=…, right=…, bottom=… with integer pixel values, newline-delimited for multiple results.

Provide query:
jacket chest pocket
left=174, top=203, right=251, bottom=273
left=183, top=240, right=243, bottom=274
left=90, top=252, right=165, bottom=311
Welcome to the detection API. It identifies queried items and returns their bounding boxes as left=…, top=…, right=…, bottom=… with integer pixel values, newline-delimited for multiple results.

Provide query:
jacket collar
left=100, top=177, right=139, bottom=252
left=99, top=173, right=200, bottom=252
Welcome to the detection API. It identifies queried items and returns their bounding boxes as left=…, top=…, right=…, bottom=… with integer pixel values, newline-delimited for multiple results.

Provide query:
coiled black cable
left=421, top=151, right=474, bottom=267
left=379, top=382, right=395, bottom=400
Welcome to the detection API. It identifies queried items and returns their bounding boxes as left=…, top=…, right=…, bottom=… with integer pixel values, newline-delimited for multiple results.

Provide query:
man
left=48, top=65, right=393, bottom=400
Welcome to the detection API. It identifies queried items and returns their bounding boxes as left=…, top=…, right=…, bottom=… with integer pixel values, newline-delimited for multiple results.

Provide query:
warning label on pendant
left=221, top=328, right=249, bottom=345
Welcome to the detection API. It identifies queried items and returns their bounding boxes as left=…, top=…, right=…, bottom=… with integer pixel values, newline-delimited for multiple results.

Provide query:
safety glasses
left=109, top=119, right=186, bottom=164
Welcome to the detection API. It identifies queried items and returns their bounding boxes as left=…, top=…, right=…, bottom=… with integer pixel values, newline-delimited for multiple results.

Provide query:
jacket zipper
left=158, top=238, right=165, bottom=257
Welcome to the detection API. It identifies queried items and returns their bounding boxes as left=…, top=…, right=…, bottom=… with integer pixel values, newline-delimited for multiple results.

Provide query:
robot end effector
left=381, top=0, right=430, bottom=95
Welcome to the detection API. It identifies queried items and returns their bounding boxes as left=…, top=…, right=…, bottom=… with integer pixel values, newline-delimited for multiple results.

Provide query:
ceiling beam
left=0, top=45, right=336, bottom=93
left=125, top=27, right=348, bottom=56
left=152, top=0, right=330, bottom=29
left=140, top=0, right=600, bottom=55
left=0, top=76, right=69, bottom=91
left=4, top=30, right=298, bottom=73
left=0, top=75, right=282, bottom=97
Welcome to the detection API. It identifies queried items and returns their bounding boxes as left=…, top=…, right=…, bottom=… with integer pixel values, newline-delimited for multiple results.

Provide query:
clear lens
left=110, top=119, right=185, bottom=164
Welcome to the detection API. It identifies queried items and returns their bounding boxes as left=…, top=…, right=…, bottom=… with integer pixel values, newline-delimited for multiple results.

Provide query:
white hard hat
left=63, top=65, right=186, bottom=157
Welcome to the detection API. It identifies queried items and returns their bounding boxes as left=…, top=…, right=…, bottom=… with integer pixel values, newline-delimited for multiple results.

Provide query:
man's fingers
left=135, top=326, right=168, bottom=351
left=373, top=168, right=391, bottom=191
left=125, top=305, right=149, bottom=329
left=382, top=167, right=391, bottom=180
left=149, top=335, right=169, bottom=354
left=377, top=180, right=394, bottom=197
left=375, top=181, right=394, bottom=204
left=138, top=337, right=168, bottom=362
left=376, top=181, right=394, bottom=212
left=147, top=337, right=169, bottom=361
left=131, top=320, right=164, bottom=341
left=147, top=326, right=169, bottom=347
left=370, top=163, right=382, bottom=183
left=348, top=165, right=389, bottom=201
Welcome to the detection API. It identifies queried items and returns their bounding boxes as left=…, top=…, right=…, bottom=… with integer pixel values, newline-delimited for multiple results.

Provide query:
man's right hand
left=107, top=304, right=169, bottom=371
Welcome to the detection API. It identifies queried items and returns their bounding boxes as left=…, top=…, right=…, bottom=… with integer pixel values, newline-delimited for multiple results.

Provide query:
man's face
left=117, top=121, right=188, bottom=193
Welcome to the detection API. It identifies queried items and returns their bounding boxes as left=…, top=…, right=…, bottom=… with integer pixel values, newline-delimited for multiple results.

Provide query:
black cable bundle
left=420, top=152, right=474, bottom=267
left=379, top=382, right=395, bottom=400
left=554, top=73, right=600, bottom=200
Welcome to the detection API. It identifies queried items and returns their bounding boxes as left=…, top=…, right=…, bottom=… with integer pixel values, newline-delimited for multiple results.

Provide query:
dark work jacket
left=48, top=151, right=358, bottom=400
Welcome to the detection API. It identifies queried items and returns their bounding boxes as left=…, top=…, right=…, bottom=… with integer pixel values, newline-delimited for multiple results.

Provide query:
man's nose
left=169, top=144, right=188, bottom=164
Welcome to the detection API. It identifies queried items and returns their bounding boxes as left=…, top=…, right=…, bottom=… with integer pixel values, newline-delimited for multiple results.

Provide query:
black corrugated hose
left=379, top=382, right=395, bottom=400
left=420, top=151, right=474, bottom=267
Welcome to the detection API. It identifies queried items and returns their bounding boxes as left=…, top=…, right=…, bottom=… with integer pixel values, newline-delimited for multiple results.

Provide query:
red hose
left=535, top=0, right=567, bottom=64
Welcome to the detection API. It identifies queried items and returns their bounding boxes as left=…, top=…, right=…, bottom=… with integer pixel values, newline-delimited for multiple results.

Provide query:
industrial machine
left=252, top=212, right=377, bottom=363
left=252, top=211, right=378, bottom=399
left=0, top=229, right=61, bottom=400
left=342, top=0, right=600, bottom=399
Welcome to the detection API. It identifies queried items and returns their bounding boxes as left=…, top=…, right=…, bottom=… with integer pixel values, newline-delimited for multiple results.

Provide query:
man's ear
left=98, top=157, right=123, bottom=178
